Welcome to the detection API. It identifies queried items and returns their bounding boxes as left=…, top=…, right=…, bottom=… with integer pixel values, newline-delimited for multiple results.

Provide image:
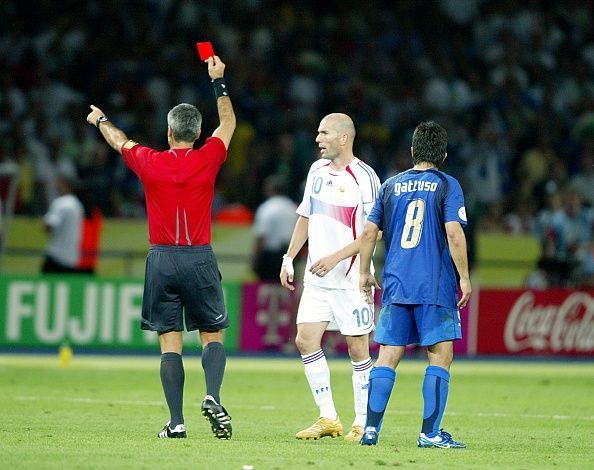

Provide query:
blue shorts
left=141, top=244, right=229, bottom=333
left=373, top=303, right=462, bottom=347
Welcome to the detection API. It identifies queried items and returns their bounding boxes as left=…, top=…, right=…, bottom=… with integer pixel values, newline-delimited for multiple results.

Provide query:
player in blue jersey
left=358, top=121, right=471, bottom=448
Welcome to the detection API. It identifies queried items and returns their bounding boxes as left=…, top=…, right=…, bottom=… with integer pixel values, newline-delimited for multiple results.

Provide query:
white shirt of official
left=253, top=195, right=298, bottom=250
left=43, top=194, right=84, bottom=267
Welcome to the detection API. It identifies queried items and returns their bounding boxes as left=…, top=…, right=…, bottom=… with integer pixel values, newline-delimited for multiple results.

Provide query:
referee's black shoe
left=201, top=395, right=232, bottom=439
left=157, top=422, right=187, bottom=438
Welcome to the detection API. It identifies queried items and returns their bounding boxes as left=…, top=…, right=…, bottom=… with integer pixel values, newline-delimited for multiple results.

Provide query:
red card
left=196, top=42, right=214, bottom=61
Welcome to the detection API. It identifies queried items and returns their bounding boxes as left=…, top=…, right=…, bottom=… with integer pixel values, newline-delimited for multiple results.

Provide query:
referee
left=86, top=55, right=236, bottom=440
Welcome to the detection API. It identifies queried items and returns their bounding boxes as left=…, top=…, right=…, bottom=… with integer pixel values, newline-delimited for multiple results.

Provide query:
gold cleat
left=295, top=416, right=343, bottom=440
left=344, top=425, right=364, bottom=442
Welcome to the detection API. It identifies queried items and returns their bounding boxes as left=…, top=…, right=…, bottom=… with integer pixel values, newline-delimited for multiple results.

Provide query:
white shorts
left=296, top=284, right=374, bottom=336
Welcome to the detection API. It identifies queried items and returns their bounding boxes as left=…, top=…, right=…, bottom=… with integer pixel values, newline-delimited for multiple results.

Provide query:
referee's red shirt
left=121, top=137, right=227, bottom=245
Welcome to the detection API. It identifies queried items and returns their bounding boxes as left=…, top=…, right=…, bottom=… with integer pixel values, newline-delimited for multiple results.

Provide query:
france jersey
left=297, top=157, right=380, bottom=290
left=367, top=168, right=467, bottom=308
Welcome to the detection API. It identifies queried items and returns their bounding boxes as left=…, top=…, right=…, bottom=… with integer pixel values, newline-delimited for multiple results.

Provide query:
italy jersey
left=297, top=157, right=380, bottom=290
left=367, top=168, right=467, bottom=308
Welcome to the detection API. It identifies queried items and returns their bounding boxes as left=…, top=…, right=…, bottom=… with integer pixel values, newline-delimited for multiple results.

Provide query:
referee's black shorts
left=141, top=244, right=229, bottom=333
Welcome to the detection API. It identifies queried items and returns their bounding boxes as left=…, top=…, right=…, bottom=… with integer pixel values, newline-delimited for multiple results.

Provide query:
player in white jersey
left=280, top=113, right=380, bottom=442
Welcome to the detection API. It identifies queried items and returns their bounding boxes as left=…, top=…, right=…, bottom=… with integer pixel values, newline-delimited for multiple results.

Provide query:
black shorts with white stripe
left=141, top=244, right=229, bottom=332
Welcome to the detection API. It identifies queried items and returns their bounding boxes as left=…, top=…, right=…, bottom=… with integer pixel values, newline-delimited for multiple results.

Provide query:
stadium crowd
left=0, top=0, right=593, bottom=286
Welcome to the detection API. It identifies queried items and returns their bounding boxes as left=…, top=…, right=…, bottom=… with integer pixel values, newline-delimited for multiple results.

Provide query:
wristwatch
left=96, top=115, right=109, bottom=128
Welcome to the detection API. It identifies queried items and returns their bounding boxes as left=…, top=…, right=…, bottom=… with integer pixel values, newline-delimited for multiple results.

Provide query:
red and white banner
left=474, top=289, right=594, bottom=356
left=238, top=284, right=594, bottom=357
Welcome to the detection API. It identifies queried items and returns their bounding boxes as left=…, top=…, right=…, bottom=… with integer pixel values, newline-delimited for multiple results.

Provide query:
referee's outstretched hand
left=86, top=104, right=106, bottom=127
left=207, top=55, right=225, bottom=80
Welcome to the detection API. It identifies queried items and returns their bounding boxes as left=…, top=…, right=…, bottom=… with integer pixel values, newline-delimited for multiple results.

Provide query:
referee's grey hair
left=167, top=103, right=202, bottom=142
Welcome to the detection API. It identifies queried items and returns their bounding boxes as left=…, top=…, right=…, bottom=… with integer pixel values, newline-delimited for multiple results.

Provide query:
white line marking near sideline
left=16, top=396, right=164, bottom=407
left=447, top=411, right=594, bottom=421
left=382, top=409, right=594, bottom=420
left=15, top=395, right=277, bottom=410
left=14, top=396, right=594, bottom=420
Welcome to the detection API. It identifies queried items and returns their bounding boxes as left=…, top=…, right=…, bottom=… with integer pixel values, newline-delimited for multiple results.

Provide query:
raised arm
left=86, top=105, right=129, bottom=154
left=208, top=55, right=236, bottom=149
left=445, top=221, right=471, bottom=308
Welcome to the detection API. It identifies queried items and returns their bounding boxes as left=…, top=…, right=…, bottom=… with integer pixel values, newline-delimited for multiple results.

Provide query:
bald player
left=280, top=113, right=381, bottom=442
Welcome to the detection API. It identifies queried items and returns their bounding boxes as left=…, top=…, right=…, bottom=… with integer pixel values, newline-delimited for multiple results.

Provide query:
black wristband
left=212, top=78, right=229, bottom=99
left=96, top=115, right=109, bottom=128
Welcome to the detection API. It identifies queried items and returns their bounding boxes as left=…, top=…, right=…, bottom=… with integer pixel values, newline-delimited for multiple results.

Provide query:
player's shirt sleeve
left=201, top=137, right=227, bottom=166
left=361, top=170, right=381, bottom=220
left=367, top=182, right=386, bottom=230
left=43, top=199, right=62, bottom=228
left=444, top=176, right=467, bottom=226
left=296, top=165, right=315, bottom=218
left=121, top=141, right=154, bottom=178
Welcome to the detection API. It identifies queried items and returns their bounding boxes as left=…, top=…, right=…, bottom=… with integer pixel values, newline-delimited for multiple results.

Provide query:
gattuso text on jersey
left=394, top=180, right=438, bottom=196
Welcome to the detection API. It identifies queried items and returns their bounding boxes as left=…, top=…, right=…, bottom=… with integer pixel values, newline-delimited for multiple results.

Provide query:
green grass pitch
left=1, top=355, right=593, bottom=469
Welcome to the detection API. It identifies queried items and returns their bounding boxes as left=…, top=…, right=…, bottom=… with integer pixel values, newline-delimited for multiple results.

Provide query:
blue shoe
left=417, top=429, right=465, bottom=448
left=360, top=427, right=379, bottom=446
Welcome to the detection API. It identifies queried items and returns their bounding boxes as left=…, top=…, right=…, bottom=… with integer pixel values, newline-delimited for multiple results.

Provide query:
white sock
left=301, top=349, right=337, bottom=420
left=351, top=357, right=372, bottom=427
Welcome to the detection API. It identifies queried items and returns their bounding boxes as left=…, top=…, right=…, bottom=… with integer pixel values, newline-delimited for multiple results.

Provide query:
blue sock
left=365, top=366, right=396, bottom=431
left=421, top=365, right=450, bottom=437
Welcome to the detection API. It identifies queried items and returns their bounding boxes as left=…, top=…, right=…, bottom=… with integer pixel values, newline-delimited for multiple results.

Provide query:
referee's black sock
left=160, top=352, right=185, bottom=428
left=201, top=342, right=226, bottom=403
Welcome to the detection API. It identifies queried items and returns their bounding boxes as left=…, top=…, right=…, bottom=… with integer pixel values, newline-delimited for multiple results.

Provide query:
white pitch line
left=383, top=409, right=594, bottom=421
left=14, top=396, right=594, bottom=421
left=16, top=396, right=164, bottom=407
left=15, top=395, right=276, bottom=410
left=448, top=410, right=594, bottom=420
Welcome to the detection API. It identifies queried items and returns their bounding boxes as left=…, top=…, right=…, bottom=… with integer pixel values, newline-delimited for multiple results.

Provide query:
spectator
left=563, top=188, right=594, bottom=284
left=533, top=189, right=570, bottom=287
left=252, top=174, right=298, bottom=281
left=532, top=156, right=569, bottom=210
left=504, top=198, right=536, bottom=235
left=78, top=143, right=116, bottom=216
left=532, top=187, right=594, bottom=287
left=569, top=146, right=594, bottom=207
left=462, top=121, right=511, bottom=211
left=0, top=0, right=591, bottom=255
left=41, top=174, right=86, bottom=274
left=516, top=132, right=558, bottom=203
